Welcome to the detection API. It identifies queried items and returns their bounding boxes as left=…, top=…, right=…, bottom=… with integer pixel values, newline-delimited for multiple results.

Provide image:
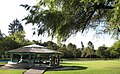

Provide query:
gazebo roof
left=8, top=44, right=62, bottom=54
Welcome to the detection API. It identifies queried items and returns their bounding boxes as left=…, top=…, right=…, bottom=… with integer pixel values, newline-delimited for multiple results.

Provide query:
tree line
left=34, top=40, right=120, bottom=59
left=0, top=19, right=120, bottom=59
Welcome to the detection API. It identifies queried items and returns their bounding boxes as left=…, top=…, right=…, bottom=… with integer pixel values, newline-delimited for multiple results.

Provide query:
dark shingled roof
left=8, top=44, right=62, bottom=54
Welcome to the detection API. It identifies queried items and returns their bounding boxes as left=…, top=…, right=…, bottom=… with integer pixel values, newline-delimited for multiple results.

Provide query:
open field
left=45, top=60, right=120, bottom=74
left=0, top=60, right=119, bottom=74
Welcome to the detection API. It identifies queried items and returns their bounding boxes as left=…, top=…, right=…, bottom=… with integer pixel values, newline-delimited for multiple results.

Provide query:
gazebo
left=6, top=44, right=63, bottom=68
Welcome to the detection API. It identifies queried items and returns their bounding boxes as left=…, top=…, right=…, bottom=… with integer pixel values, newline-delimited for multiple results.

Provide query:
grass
left=0, top=62, right=7, bottom=65
left=45, top=60, right=120, bottom=74
left=0, top=59, right=119, bottom=74
left=0, top=62, right=25, bottom=74
left=0, top=69, right=25, bottom=74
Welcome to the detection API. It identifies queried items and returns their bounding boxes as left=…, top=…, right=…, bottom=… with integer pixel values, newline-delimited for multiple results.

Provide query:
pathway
left=24, top=65, right=47, bottom=74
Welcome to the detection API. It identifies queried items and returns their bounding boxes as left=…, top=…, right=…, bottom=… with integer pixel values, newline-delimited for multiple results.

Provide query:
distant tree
left=66, top=43, right=75, bottom=57
left=81, top=41, right=84, bottom=50
left=58, top=44, right=68, bottom=58
left=58, top=43, right=81, bottom=58
left=84, top=47, right=94, bottom=59
left=81, top=41, right=85, bottom=57
left=96, top=46, right=109, bottom=60
left=42, top=41, right=59, bottom=50
left=0, top=36, right=19, bottom=58
left=0, top=32, right=33, bottom=58
left=116, top=48, right=120, bottom=59
left=9, top=31, right=26, bottom=46
left=83, top=41, right=94, bottom=59
left=47, top=41, right=59, bottom=50
left=88, top=41, right=94, bottom=49
left=0, top=30, right=5, bottom=39
left=108, top=47, right=118, bottom=58
left=81, top=49, right=86, bottom=58
left=109, top=40, right=120, bottom=59
left=8, top=19, right=23, bottom=35
left=32, top=40, right=42, bottom=45
left=8, top=19, right=31, bottom=46
left=76, top=48, right=82, bottom=58
left=67, top=43, right=80, bottom=58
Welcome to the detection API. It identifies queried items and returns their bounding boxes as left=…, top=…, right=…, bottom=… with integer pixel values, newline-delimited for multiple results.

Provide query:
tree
left=86, top=41, right=94, bottom=58
left=84, top=47, right=93, bottom=58
left=109, top=40, right=120, bottom=59
left=58, top=43, right=81, bottom=58
left=88, top=41, right=94, bottom=50
left=9, top=31, right=30, bottom=46
left=21, top=0, right=120, bottom=42
left=8, top=19, right=23, bottom=35
left=8, top=19, right=31, bottom=46
left=81, top=41, right=84, bottom=50
left=42, top=41, right=59, bottom=50
left=0, top=32, right=32, bottom=58
left=66, top=43, right=81, bottom=58
left=0, top=30, right=5, bottom=39
left=58, top=44, right=68, bottom=58
left=108, top=47, right=118, bottom=58
left=96, top=46, right=109, bottom=60
left=67, top=43, right=76, bottom=58
left=0, top=36, right=20, bottom=58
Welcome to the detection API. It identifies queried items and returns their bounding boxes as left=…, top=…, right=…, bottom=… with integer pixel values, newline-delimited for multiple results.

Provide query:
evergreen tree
left=8, top=19, right=23, bottom=35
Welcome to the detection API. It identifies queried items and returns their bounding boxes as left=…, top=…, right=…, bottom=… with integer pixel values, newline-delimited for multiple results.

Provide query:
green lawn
left=0, top=60, right=119, bottom=74
left=0, top=62, right=7, bottom=65
left=45, top=60, right=120, bottom=74
left=0, top=69, right=25, bottom=74
left=0, top=62, right=25, bottom=74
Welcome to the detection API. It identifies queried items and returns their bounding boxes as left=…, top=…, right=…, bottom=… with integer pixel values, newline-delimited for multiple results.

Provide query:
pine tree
left=8, top=19, right=23, bottom=35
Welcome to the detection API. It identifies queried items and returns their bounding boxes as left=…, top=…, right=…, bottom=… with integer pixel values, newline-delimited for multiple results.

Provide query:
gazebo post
left=21, top=54, right=23, bottom=60
left=49, top=55, right=52, bottom=66
left=37, top=54, right=39, bottom=62
left=10, top=53, right=13, bottom=62
left=33, top=54, right=35, bottom=64
left=29, top=53, right=31, bottom=63
left=57, top=55, right=60, bottom=66
left=19, top=54, right=23, bottom=62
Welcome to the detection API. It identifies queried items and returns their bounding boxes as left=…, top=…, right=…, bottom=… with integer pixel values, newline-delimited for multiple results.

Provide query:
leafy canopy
left=21, top=0, right=120, bottom=42
left=109, top=40, right=120, bottom=58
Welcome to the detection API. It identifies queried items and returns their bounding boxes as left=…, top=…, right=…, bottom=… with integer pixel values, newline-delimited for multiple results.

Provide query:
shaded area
left=47, top=66, right=88, bottom=71
left=0, top=65, right=4, bottom=67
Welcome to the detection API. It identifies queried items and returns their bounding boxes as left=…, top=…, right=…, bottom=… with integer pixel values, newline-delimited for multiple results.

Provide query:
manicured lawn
left=0, top=62, right=25, bottom=74
left=45, top=60, right=120, bottom=74
left=0, top=69, right=25, bottom=74
left=0, top=62, right=7, bottom=65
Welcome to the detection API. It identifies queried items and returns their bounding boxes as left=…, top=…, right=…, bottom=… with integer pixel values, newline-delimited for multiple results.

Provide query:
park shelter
left=7, top=44, right=63, bottom=68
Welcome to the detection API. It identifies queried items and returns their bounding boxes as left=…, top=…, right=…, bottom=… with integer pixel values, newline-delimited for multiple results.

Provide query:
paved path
left=24, top=66, right=47, bottom=74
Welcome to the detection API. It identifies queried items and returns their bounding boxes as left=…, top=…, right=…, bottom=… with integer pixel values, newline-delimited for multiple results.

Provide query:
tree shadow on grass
left=61, top=62, right=83, bottom=65
left=47, top=66, right=88, bottom=71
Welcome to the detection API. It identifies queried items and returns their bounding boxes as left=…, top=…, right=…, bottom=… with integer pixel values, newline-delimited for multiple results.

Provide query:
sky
left=0, top=0, right=116, bottom=49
